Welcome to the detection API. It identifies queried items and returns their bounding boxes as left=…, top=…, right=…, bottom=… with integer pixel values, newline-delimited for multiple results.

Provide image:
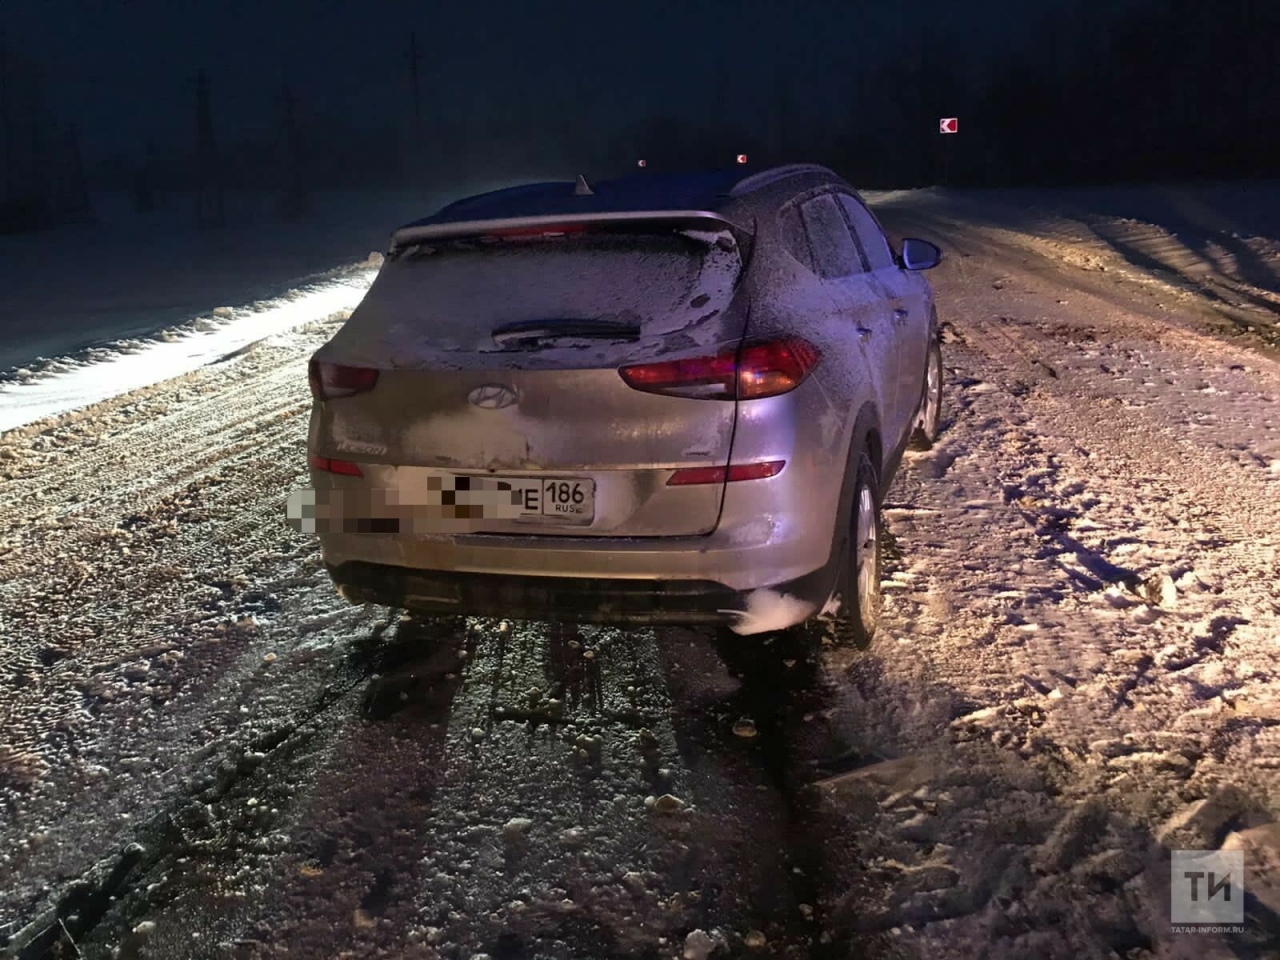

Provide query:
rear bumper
left=329, top=561, right=738, bottom=625
left=326, top=557, right=840, bottom=628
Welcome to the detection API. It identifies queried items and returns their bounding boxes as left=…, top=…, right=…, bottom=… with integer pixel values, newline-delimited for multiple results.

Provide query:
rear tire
left=830, top=452, right=883, bottom=650
left=909, top=338, right=943, bottom=451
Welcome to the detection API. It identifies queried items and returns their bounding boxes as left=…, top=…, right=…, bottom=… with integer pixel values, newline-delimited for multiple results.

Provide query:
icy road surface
left=2, top=187, right=1280, bottom=959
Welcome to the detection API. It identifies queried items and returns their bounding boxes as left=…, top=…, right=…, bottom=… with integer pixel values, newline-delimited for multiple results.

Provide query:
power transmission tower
left=194, top=70, right=224, bottom=228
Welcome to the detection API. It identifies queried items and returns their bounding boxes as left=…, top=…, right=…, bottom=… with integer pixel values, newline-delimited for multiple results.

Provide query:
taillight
left=618, top=337, right=820, bottom=400
left=309, top=359, right=379, bottom=400
left=667, top=460, right=786, bottom=486
left=737, top=339, right=821, bottom=399
left=308, top=454, right=364, bottom=477
left=619, top=351, right=738, bottom=399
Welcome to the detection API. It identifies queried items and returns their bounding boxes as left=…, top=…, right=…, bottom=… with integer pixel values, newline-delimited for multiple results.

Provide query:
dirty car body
left=303, top=164, right=940, bottom=632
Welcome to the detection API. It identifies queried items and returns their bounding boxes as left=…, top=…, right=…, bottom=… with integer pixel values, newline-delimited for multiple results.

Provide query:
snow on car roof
left=397, top=165, right=838, bottom=235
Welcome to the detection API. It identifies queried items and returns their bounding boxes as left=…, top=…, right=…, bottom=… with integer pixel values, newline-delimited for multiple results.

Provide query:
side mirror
left=900, top=238, right=942, bottom=271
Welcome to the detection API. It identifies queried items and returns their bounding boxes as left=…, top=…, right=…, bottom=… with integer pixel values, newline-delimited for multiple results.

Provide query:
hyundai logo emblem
left=467, top=384, right=518, bottom=409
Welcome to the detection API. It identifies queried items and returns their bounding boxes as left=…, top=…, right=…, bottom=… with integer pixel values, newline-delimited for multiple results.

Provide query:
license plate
left=433, top=474, right=595, bottom=525
left=508, top=477, right=594, bottom=524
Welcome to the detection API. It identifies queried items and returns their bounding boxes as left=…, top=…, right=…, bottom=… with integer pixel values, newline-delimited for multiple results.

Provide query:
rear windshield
left=370, top=227, right=743, bottom=348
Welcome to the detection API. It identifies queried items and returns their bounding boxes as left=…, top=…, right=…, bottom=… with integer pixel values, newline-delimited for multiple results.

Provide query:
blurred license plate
left=468, top=475, right=594, bottom=524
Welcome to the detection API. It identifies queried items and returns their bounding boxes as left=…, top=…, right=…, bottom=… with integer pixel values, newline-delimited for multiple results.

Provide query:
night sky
left=3, top=0, right=1275, bottom=194
left=7, top=1, right=1117, bottom=159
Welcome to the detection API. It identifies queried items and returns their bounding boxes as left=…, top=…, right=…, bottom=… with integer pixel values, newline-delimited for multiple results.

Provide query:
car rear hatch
left=310, top=215, right=758, bottom=537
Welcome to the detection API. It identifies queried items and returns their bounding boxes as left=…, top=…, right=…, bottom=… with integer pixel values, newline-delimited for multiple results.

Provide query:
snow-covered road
left=1, top=188, right=1278, bottom=959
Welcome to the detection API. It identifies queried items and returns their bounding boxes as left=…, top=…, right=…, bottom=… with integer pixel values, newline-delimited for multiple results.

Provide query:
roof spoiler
left=390, top=210, right=747, bottom=250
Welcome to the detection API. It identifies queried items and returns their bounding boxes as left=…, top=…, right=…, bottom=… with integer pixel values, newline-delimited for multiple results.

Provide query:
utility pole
left=194, top=70, right=223, bottom=228
left=407, top=30, right=422, bottom=124
left=279, top=84, right=307, bottom=219
left=0, top=41, right=12, bottom=213
left=63, top=123, right=92, bottom=222
left=404, top=30, right=425, bottom=185
left=942, top=127, right=953, bottom=187
left=147, top=139, right=164, bottom=209
left=766, top=70, right=798, bottom=167
left=28, top=73, right=49, bottom=227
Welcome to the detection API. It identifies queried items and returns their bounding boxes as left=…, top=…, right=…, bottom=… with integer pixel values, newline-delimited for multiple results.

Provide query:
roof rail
left=729, top=163, right=838, bottom=197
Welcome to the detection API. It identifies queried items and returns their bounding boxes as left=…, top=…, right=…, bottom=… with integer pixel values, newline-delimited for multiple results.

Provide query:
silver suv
left=298, top=164, right=943, bottom=646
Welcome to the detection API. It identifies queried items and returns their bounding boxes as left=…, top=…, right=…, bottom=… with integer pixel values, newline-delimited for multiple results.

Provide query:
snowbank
left=0, top=270, right=375, bottom=433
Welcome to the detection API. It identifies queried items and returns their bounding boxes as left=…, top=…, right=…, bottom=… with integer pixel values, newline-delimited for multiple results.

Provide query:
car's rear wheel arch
left=796, top=401, right=881, bottom=646
left=829, top=403, right=882, bottom=565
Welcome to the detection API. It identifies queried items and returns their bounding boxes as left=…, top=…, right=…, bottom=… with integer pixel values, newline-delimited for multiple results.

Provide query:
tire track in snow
left=806, top=202, right=1280, bottom=956
left=1, top=327, right=865, bottom=957
left=0, top=324, right=350, bottom=931
left=0, top=586, right=393, bottom=958
left=914, top=209, right=1280, bottom=727
left=22, top=616, right=866, bottom=959
left=0, top=366, right=311, bottom=529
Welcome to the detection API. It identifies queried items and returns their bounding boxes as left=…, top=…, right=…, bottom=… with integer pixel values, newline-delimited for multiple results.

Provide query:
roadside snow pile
left=868, top=181, right=1280, bottom=348
left=0, top=273, right=374, bottom=433
left=0, top=188, right=449, bottom=373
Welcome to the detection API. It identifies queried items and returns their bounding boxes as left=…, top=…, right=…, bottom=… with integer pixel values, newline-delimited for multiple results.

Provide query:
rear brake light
left=309, top=360, right=379, bottom=400
left=667, top=460, right=786, bottom=486
left=308, top=454, right=364, bottom=477
left=480, top=223, right=589, bottom=241
left=619, top=337, right=820, bottom=400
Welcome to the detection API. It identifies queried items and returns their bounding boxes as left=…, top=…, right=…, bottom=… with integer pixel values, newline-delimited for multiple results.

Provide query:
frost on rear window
left=330, top=230, right=744, bottom=368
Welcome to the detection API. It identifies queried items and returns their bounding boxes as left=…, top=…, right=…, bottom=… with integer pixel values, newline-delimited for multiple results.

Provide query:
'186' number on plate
left=534, top=478, right=591, bottom=520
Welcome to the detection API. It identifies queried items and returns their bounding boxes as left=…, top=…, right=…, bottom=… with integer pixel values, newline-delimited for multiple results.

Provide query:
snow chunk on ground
left=719, top=589, right=815, bottom=635
left=819, top=593, right=842, bottom=619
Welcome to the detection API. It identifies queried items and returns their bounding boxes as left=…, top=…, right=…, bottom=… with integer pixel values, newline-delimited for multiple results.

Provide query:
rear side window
left=798, top=194, right=863, bottom=279
left=838, top=194, right=896, bottom=271
left=779, top=205, right=813, bottom=272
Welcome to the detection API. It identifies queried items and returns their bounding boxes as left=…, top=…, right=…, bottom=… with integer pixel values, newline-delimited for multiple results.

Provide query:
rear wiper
left=491, top=318, right=641, bottom=348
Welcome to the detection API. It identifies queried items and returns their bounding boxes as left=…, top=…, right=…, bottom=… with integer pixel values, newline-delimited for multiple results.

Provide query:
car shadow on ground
left=40, top=613, right=471, bottom=960
left=39, top=605, right=1280, bottom=960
